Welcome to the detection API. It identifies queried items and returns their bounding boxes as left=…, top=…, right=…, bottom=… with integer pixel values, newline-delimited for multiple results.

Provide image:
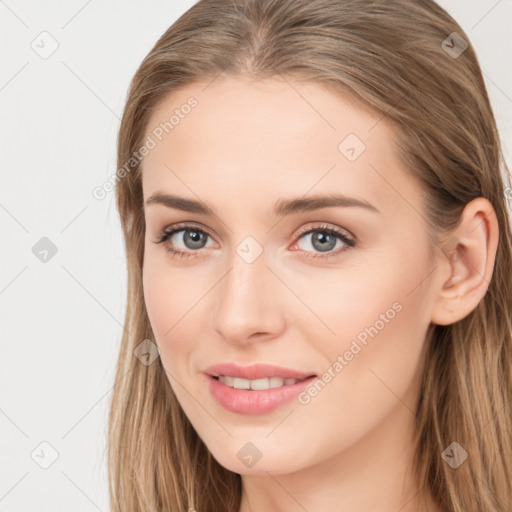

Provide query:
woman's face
left=141, top=76, right=443, bottom=475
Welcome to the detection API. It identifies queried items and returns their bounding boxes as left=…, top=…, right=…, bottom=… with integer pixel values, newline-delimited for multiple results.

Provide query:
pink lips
left=204, top=362, right=316, bottom=380
left=204, top=362, right=318, bottom=415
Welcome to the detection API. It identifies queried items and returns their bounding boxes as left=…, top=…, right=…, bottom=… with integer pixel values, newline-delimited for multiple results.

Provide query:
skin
left=140, top=75, right=498, bottom=512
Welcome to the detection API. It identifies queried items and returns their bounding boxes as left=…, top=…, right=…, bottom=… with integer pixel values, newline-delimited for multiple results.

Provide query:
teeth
left=217, top=375, right=300, bottom=390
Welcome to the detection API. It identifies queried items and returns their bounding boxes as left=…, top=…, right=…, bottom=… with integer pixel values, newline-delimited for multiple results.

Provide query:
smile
left=215, top=375, right=307, bottom=390
left=208, top=374, right=318, bottom=415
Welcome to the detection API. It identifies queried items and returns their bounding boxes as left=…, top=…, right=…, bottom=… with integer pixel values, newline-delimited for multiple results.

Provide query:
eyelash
left=152, top=222, right=356, bottom=261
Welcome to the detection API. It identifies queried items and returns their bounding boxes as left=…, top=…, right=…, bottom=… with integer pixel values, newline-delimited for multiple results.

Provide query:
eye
left=291, top=223, right=356, bottom=261
left=152, top=222, right=356, bottom=260
left=152, top=223, right=215, bottom=259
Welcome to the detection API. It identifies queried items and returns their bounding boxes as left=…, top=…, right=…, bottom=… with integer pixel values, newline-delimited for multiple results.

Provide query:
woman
left=108, top=0, right=512, bottom=510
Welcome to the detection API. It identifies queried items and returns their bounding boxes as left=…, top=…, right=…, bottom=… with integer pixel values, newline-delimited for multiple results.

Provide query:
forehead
left=141, top=76, right=424, bottom=220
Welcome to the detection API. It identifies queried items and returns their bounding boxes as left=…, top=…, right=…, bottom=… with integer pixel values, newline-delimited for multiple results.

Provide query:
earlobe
left=430, top=198, right=499, bottom=326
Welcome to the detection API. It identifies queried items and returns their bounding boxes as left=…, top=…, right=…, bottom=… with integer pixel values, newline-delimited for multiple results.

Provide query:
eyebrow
left=144, top=192, right=380, bottom=216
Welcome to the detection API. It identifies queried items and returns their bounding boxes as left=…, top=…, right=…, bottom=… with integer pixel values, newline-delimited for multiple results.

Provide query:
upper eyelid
left=163, top=222, right=215, bottom=240
left=295, top=223, right=353, bottom=239
left=161, top=221, right=351, bottom=235
left=160, top=222, right=354, bottom=245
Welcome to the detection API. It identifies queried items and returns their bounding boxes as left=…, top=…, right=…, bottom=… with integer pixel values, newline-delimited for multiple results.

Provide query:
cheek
left=143, top=243, right=193, bottom=334
left=306, top=240, right=433, bottom=408
left=142, top=262, right=191, bottom=352
left=289, top=250, right=429, bottom=345
left=142, top=258, right=213, bottom=377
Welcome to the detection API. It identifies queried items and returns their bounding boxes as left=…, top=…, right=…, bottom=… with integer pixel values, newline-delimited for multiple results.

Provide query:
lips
left=204, top=362, right=317, bottom=380
left=207, top=372, right=319, bottom=415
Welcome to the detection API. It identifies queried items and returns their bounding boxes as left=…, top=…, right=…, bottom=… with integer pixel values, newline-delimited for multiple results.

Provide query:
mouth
left=204, top=362, right=318, bottom=414
left=206, top=372, right=319, bottom=415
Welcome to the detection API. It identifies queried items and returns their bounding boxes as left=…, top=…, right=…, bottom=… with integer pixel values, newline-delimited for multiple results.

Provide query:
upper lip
left=204, top=363, right=317, bottom=380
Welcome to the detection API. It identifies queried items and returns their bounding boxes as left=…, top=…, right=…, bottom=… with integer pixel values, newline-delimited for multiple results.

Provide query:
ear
left=430, top=197, right=499, bottom=326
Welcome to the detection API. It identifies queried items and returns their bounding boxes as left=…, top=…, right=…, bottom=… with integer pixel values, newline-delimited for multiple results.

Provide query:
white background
left=0, top=1, right=510, bottom=510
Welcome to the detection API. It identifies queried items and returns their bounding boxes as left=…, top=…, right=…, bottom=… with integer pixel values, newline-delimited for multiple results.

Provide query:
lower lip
left=207, top=374, right=318, bottom=415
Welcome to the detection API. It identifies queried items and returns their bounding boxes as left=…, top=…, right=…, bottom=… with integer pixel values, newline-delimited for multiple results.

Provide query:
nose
left=212, top=246, right=286, bottom=345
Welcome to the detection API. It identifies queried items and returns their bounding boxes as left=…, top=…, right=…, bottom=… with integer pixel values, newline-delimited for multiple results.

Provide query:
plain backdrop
left=0, top=1, right=511, bottom=510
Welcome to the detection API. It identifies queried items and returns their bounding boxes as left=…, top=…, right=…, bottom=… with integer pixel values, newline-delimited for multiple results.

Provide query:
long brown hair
left=108, top=1, right=512, bottom=510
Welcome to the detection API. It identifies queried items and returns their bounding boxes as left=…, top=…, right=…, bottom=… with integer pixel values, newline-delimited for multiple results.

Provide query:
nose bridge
left=213, top=237, right=283, bottom=342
